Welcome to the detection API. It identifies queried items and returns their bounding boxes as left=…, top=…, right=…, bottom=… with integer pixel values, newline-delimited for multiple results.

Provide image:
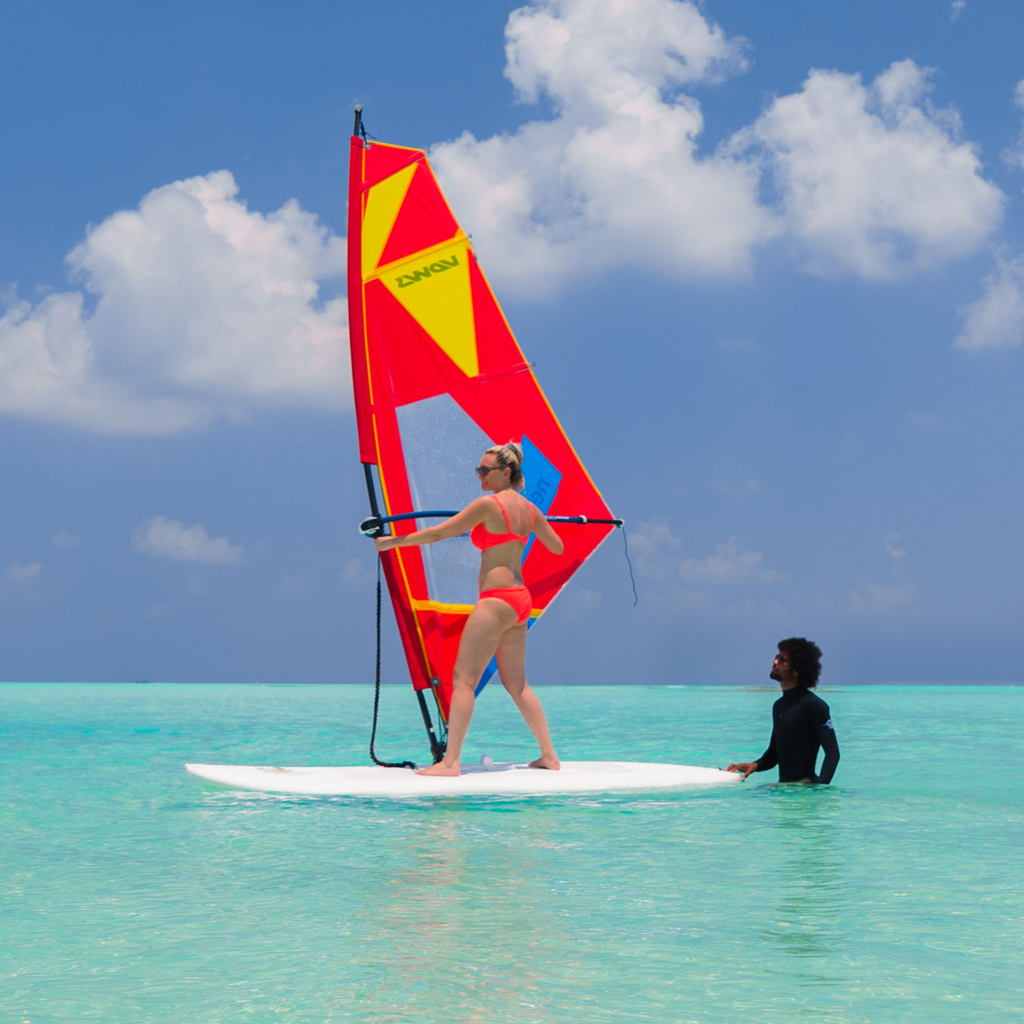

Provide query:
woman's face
left=476, top=452, right=510, bottom=492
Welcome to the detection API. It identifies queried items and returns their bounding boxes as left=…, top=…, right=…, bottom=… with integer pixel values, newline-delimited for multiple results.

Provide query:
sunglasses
left=475, top=465, right=501, bottom=477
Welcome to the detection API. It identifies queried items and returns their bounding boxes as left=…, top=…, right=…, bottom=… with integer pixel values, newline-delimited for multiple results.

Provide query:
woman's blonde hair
left=485, top=440, right=525, bottom=489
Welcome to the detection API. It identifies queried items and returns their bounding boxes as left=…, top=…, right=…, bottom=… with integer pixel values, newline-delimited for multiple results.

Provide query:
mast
left=347, top=107, right=446, bottom=764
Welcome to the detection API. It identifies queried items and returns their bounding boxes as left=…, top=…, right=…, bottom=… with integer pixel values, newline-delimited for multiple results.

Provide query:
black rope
left=369, top=556, right=415, bottom=769
left=357, top=116, right=376, bottom=142
left=621, top=525, right=639, bottom=607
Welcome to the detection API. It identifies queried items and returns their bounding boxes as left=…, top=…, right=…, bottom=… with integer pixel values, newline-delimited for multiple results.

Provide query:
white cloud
left=629, top=519, right=683, bottom=578
left=678, top=536, right=788, bottom=585
left=0, top=290, right=201, bottom=434
left=950, top=0, right=966, bottom=21
left=630, top=521, right=786, bottom=586
left=1001, top=79, right=1024, bottom=169
left=51, top=531, right=81, bottom=547
left=882, top=532, right=906, bottom=559
left=430, top=0, right=779, bottom=296
left=0, top=171, right=348, bottom=434
left=558, top=586, right=602, bottom=620
left=954, top=253, right=1024, bottom=351
left=7, top=562, right=42, bottom=583
left=850, top=582, right=916, bottom=609
left=133, top=516, right=243, bottom=564
left=340, top=557, right=375, bottom=586
left=907, top=409, right=943, bottom=428
left=713, top=476, right=759, bottom=497
left=430, top=4, right=1001, bottom=295
left=731, top=60, right=1004, bottom=280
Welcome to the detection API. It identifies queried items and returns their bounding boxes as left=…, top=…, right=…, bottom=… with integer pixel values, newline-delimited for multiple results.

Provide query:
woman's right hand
left=374, top=536, right=395, bottom=553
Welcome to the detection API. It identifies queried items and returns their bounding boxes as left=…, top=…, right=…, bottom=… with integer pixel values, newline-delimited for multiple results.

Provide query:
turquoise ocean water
left=1, top=682, right=1022, bottom=1023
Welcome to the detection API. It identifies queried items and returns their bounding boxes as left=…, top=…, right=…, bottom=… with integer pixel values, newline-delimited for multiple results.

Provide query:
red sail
left=348, top=135, right=615, bottom=719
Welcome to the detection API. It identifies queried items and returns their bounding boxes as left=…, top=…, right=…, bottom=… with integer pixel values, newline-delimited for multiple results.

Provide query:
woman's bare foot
left=528, top=754, right=560, bottom=770
left=416, top=761, right=461, bottom=777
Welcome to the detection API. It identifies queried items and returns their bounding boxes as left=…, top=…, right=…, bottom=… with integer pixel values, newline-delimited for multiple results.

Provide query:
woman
left=374, top=441, right=565, bottom=777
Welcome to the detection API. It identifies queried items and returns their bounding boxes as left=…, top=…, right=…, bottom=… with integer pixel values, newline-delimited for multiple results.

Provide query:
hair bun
left=504, top=440, right=523, bottom=466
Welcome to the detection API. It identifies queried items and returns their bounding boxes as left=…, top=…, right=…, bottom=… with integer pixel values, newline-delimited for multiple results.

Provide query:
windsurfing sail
left=347, top=110, right=618, bottom=756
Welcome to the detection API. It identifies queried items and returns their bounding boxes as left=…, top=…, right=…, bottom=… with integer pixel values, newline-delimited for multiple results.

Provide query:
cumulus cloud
left=713, top=476, right=759, bottom=497
left=1001, top=79, right=1024, bottom=169
left=133, top=516, right=243, bottom=564
left=0, top=171, right=348, bottom=434
left=7, top=562, right=42, bottom=583
left=950, top=0, right=966, bottom=20
left=954, top=253, right=1024, bottom=351
left=630, top=521, right=786, bottom=586
left=629, top=519, right=683, bottom=578
left=430, top=0, right=779, bottom=296
left=429, top=2, right=1001, bottom=295
left=3, top=1, right=1006, bottom=440
left=730, top=60, right=1004, bottom=280
left=340, top=557, right=375, bottom=587
left=678, top=536, right=788, bottom=585
left=341, top=558, right=364, bottom=581
left=882, top=532, right=906, bottom=559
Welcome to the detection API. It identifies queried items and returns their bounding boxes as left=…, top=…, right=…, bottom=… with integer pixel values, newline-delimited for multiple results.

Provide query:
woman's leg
left=494, top=624, right=560, bottom=770
left=416, top=598, right=516, bottom=777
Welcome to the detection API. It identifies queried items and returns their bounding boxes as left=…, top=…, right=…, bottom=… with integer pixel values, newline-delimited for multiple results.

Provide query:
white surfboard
left=184, top=760, right=740, bottom=797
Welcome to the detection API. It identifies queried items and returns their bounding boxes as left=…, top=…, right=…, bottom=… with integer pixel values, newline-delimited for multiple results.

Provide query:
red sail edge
left=347, top=134, right=616, bottom=721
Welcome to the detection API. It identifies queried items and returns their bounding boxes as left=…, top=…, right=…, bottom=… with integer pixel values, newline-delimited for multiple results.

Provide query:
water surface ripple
left=1, top=683, right=1021, bottom=1023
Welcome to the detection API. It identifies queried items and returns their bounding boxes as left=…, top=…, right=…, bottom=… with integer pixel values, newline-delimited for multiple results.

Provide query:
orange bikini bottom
left=478, top=585, right=532, bottom=625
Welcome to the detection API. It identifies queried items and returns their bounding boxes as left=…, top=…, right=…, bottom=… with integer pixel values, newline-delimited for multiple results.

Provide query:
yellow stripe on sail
left=411, top=599, right=543, bottom=620
left=381, top=240, right=478, bottom=378
left=411, top=600, right=476, bottom=616
left=361, top=163, right=417, bottom=273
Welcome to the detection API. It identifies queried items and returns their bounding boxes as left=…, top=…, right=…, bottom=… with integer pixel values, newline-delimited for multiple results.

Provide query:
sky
left=3, top=0, right=1024, bottom=686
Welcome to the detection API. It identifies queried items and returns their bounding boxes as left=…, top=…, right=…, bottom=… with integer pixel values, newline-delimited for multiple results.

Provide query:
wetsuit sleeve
left=812, top=704, right=840, bottom=784
left=755, top=731, right=778, bottom=773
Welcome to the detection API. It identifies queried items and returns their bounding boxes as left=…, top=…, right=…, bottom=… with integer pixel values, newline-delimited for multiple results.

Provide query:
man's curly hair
left=778, top=637, right=822, bottom=688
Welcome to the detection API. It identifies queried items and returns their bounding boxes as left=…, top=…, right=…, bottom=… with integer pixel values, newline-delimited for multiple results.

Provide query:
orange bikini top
left=471, top=495, right=535, bottom=550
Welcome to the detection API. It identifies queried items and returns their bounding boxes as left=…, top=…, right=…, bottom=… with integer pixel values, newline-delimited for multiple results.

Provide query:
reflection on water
left=359, top=807, right=579, bottom=1024
left=762, top=787, right=846, bottom=963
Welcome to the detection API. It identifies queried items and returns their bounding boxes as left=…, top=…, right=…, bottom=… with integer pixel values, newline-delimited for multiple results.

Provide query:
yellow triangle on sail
left=381, top=240, right=478, bottom=377
left=361, top=163, right=417, bottom=273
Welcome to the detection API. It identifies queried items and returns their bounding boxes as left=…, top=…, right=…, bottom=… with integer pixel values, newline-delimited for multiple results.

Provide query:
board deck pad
left=185, top=761, right=741, bottom=797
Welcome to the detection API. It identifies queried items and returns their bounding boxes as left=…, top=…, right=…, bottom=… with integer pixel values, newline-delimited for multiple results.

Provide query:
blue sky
left=3, top=0, right=1024, bottom=685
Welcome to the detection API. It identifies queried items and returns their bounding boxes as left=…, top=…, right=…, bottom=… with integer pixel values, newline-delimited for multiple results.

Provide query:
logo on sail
left=396, top=255, right=460, bottom=289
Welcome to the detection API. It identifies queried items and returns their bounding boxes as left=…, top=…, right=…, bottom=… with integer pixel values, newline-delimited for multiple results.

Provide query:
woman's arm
left=531, top=512, right=565, bottom=555
left=374, top=499, right=489, bottom=553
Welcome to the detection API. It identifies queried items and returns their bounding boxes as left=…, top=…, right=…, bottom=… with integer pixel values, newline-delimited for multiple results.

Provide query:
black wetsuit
left=755, top=687, right=840, bottom=783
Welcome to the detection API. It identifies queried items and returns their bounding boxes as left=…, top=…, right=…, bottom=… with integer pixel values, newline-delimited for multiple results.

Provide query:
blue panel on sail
left=519, top=435, right=561, bottom=564
left=521, top=435, right=561, bottom=513
left=475, top=435, right=560, bottom=696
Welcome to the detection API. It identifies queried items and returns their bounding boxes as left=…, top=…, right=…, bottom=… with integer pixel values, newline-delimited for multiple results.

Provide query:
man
left=727, top=637, right=840, bottom=784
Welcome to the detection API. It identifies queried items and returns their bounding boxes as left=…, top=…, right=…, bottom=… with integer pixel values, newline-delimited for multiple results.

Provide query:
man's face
left=770, top=650, right=798, bottom=688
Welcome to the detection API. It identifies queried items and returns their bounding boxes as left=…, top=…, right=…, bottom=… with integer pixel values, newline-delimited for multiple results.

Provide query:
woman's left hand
left=374, top=536, right=395, bottom=553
